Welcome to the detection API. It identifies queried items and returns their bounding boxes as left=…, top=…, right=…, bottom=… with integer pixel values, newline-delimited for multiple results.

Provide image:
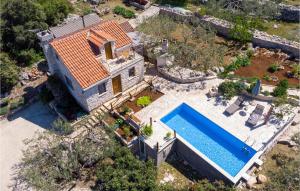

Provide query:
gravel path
left=0, top=101, right=57, bottom=190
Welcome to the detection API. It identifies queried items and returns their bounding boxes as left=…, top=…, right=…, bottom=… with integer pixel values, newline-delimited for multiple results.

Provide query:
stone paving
left=136, top=76, right=296, bottom=151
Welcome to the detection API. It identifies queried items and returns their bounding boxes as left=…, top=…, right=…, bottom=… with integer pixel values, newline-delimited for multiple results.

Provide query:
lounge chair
left=224, top=96, right=244, bottom=115
left=246, top=104, right=265, bottom=126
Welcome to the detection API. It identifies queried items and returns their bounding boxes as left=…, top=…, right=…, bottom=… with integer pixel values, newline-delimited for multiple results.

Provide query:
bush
left=272, top=80, right=289, bottom=97
left=198, top=7, right=207, bottom=16
left=141, top=124, right=153, bottom=137
left=0, top=53, right=20, bottom=93
left=291, top=132, right=300, bottom=145
left=136, top=96, right=152, bottom=107
left=123, top=125, right=132, bottom=138
left=113, top=6, right=135, bottom=18
left=0, top=106, right=9, bottom=116
left=218, top=81, right=246, bottom=100
left=262, top=90, right=271, bottom=96
left=225, top=55, right=250, bottom=72
left=10, top=97, right=25, bottom=110
left=115, top=118, right=124, bottom=127
left=268, top=63, right=279, bottom=73
left=16, top=49, right=43, bottom=66
left=263, top=74, right=271, bottom=81
left=272, top=153, right=293, bottom=167
left=51, top=118, right=73, bottom=135
left=292, top=64, right=300, bottom=79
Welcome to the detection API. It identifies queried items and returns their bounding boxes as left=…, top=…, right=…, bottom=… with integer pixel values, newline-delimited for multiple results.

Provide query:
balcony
left=104, top=51, right=143, bottom=73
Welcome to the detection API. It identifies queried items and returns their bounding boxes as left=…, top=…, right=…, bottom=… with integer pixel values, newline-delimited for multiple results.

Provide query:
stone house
left=37, top=20, right=144, bottom=112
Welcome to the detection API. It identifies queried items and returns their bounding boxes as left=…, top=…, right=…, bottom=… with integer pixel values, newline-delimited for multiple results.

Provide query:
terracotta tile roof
left=50, top=21, right=132, bottom=89
left=88, top=29, right=114, bottom=47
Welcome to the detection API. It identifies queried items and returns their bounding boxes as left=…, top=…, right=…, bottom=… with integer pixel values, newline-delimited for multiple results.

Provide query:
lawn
left=262, top=20, right=300, bottom=42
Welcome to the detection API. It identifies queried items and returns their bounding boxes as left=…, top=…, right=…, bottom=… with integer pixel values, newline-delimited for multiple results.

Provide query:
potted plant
left=165, top=132, right=172, bottom=140
left=141, top=124, right=153, bottom=138
left=123, top=125, right=132, bottom=140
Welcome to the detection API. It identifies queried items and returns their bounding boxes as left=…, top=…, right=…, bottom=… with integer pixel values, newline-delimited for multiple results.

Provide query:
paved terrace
left=136, top=77, right=296, bottom=151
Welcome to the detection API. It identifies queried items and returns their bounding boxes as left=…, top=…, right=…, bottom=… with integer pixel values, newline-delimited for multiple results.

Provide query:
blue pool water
left=161, top=103, right=256, bottom=177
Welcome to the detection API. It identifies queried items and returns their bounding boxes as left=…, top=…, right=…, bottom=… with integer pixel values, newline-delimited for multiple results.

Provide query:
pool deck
left=136, top=77, right=294, bottom=150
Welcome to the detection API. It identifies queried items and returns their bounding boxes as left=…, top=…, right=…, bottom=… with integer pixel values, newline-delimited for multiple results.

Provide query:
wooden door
left=112, top=75, right=122, bottom=94
left=104, top=42, right=113, bottom=60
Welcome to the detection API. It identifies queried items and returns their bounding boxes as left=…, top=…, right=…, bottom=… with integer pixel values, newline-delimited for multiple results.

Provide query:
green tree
left=37, top=0, right=73, bottom=26
left=16, top=127, right=114, bottom=190
left=94, top=147, right=157, bottom=191
left=0, top=53, right=19, bottom=92
left=1, top=0, right=47, bottom=59
left=272, top=79, right=289, bottom=97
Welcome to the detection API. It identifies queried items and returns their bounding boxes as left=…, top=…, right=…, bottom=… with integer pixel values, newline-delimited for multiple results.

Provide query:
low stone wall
left=279, top=3, right=300, bottom=22
left=159, top=7, right=300, bottom=59
left=158, top=66, right=217, bottom=83
left=129, top=1, right=151, bottom=10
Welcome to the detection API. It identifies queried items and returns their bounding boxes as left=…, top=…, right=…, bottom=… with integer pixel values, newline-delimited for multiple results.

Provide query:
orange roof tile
left=50, top=21, right=132, bottom=89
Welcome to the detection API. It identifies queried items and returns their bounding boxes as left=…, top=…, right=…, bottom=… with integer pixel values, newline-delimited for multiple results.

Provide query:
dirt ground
left=234, top=49, right=299, bottom=86
left=120, top=87, right=164, bottom=113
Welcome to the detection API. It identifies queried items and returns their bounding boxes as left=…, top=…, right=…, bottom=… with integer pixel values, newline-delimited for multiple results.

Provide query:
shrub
left=141, top=124, right=153, bottom=137
left=0, top=106, right=9, bottom=116
left=225, top=55, right=250, bottom=72
left=10, top=97, right=25, bottom=110
left=16, top=49, right=43, bottom=66
left=115, top=118, right=124, bottom=127
left=113, top=6, right=135, bottom=18
left=123, top=125, right=132, bottom=138
left=262, top=90, right=271, bottom=96
left=272, top=80, right=289, bottom=97
left=291, top=132, right=300, bottom=145
left=198, top=7, right=207, bottom=16
left=136, top=96, right=152, bottom=107
left=218, top=81, right=246, bottom=100
left=0, top=53, right=20, bottom=93
left=272, top=153, right=293, bottom=167
left=166, top=132, right=171, bottom=138
left=263, top=74, right=271, bottom=81
left=51, top=118, right=73, bottom=135
left=292, top=64, right=300, bottom=78
left=246, top=49, right=254, bottom=58
left=268, top=63, right=279, bottom=73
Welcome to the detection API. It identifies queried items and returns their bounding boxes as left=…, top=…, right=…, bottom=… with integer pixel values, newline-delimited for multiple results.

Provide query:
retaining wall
left=279, top=3, right=300, bottom=22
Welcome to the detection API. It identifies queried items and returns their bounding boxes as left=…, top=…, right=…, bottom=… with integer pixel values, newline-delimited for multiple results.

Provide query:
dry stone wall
left=159, top=7, right=300, bottom=59
left=279, top=3, right=300, bottom=22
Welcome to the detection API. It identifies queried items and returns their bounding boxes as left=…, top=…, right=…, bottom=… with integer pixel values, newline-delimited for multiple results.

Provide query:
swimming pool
left=161, top=103, right=257, bottom=177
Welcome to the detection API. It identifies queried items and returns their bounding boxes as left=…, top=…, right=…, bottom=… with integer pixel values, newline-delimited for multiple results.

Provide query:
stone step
left=88, top=119, right=96, bottom=126
left=85, top=123, right=92, bottom=129
left=91, top=116, right=99, bottom=123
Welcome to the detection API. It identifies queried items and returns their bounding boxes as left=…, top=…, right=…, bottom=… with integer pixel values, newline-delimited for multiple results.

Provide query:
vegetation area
left=254, top=142, right=300, bottom=191
left=0, top=0, right=73, bottom=93
left=218, top=81, right=247, bottom=100
left=113, top=5, right=135, bottom=18
left=138, top=16, right=227, bottom=73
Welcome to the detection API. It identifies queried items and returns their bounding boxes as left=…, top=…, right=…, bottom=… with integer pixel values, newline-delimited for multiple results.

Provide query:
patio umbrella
left=251, top=79, right=261, bottom=96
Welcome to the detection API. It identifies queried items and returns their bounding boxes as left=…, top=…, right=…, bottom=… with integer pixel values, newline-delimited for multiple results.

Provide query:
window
left=90, top=43, right=100, bottom=56
left=65, top=76, right=73, bottom=90
left=128, top=67, right=135, bottom=77
left=98, top=82, right=106, bottom=95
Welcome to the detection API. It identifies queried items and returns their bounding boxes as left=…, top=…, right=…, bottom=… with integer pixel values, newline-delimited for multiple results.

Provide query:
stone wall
left=159, top=7, right=300, bottom=59
left=279, top=3, right=300, bottom=22
left=84, top=56, right=145, bottom=111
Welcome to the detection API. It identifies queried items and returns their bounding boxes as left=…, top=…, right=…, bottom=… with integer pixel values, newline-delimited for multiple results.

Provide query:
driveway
left=0, top=101, right=57, bottom=191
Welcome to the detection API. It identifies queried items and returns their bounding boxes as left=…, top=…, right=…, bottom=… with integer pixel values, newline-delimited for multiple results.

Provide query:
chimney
left=81, top=15, right=85, bottom=28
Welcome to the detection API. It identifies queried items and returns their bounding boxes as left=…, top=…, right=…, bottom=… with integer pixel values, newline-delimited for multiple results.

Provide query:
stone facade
left=38, top=30, right=145, bottom=112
